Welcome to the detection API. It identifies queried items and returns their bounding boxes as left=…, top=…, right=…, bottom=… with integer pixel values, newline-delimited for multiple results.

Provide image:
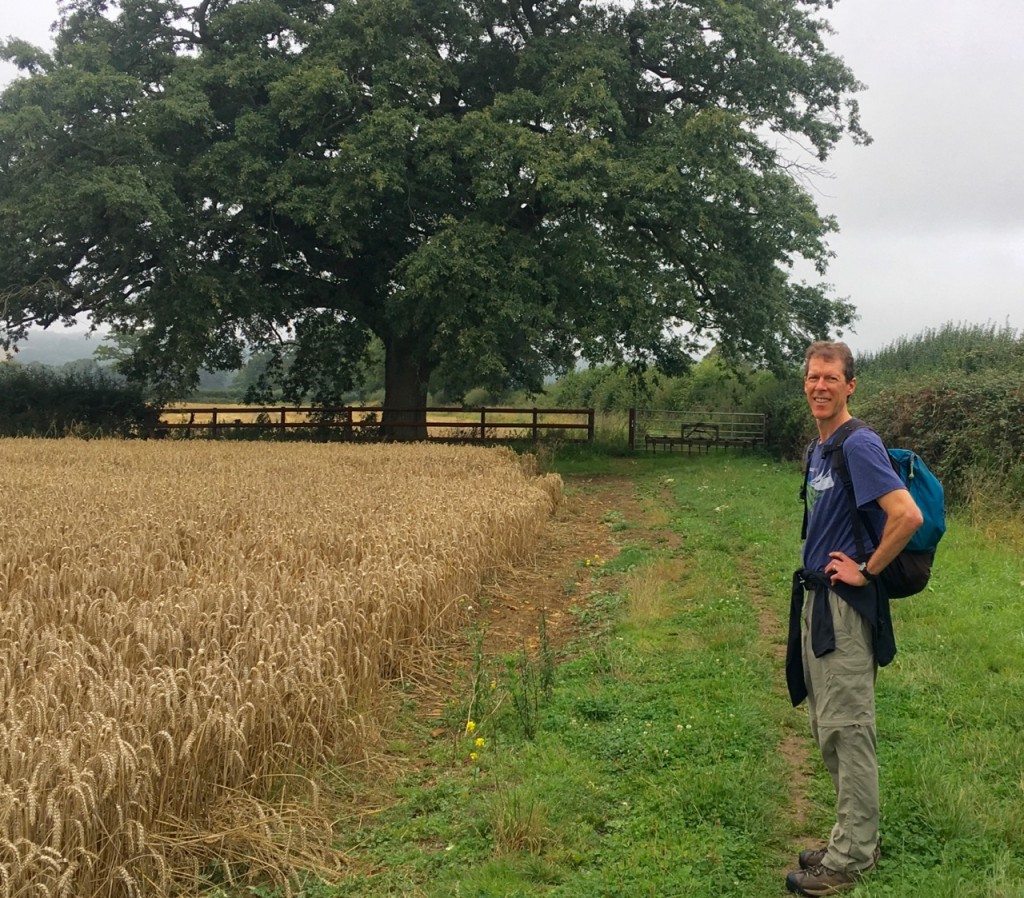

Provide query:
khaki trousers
left=801, top=588, right=880, bottom=873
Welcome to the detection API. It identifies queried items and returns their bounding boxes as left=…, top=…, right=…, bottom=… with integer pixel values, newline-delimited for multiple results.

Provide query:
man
left=785, top=341, right=923, bottom=896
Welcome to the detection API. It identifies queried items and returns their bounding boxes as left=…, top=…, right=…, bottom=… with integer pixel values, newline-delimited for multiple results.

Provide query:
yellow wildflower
left=465, top=720, right=476, bottom=735
left=474, top=737, right=485, bottom=748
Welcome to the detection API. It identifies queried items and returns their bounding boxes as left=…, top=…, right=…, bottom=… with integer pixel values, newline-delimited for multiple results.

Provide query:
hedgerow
left=859, top=370, right=1024, bottom=507
left=0, top=363, right=159, bottom=437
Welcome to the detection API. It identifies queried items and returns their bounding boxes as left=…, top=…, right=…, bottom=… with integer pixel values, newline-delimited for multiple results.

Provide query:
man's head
left=803, top=340, right=855, bottom=382
left=804, top=341, right=855, bottom=430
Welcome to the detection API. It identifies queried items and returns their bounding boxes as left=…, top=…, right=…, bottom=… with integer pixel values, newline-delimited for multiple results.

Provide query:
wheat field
left=0, top=439, right=562, bottom=897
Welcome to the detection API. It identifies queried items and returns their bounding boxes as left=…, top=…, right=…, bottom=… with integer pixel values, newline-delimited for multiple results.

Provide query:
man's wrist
left=857, top=561, right=877, bottom=582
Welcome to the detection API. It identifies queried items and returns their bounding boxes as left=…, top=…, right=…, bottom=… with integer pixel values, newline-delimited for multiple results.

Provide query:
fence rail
left=629, top=408, right=765, bottom=453
left=156, top=406, right=595, bottom=442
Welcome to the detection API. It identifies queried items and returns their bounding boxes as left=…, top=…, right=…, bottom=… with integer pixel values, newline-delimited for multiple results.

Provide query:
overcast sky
left=2, top=0, right=1022, bottom=356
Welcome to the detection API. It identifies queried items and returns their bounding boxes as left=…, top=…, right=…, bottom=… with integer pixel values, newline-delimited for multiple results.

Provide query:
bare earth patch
left=746, top=560, right=820, bottom=868
left=476, top=472, right=644, bottom=655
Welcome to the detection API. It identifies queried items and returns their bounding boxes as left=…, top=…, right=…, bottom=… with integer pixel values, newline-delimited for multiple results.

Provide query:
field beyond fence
left=158, top=405, right=596, bottom=442
left=0, top=440, right=562, bottom=897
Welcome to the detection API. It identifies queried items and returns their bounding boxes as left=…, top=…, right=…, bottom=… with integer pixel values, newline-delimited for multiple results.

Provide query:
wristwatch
left=857, top=562, right=877, bottom=582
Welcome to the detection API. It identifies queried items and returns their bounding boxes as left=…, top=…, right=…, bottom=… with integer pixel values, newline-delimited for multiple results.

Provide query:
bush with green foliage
left=0, top=364, right=160, bottom=437
left=544, top=366, right=659, bottom=413
left=859, top=370, right=1024, bottom=507
left=746, top=374, right=810, bottom=459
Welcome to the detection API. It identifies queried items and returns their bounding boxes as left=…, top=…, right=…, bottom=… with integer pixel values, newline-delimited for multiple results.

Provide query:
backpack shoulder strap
left=799, top=438, right=816, bottom=540
left=822, top=418, right=868, bottom=485
left=823, top=418, right=874, bottom=558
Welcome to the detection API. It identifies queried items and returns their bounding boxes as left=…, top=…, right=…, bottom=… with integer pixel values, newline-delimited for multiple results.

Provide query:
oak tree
left=0, top=0, right=866, bottom=437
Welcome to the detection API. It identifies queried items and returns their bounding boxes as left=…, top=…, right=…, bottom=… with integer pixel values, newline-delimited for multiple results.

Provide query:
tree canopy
left=0, top=0, right=866, bottom=435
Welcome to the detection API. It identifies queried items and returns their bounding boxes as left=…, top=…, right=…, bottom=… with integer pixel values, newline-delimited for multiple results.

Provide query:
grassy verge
left=221, top=452, right=1024, bottom=898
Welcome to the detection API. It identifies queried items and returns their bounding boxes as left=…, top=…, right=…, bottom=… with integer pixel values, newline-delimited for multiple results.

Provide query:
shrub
left=544, top=366, right=658, bottom=413
left=0, top=363, right=160, bottom=437
left=751, top=374, right=812, bottom=459
left=859, top=370, right=1024, bottom=506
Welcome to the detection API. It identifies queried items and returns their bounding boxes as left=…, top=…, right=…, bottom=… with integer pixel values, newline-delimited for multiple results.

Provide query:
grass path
left=221, top=451, right=1024, bottom=898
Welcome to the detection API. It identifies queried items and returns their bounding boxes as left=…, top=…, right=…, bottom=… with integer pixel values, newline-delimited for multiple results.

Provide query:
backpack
left=801, top=418, right=946, bottom=598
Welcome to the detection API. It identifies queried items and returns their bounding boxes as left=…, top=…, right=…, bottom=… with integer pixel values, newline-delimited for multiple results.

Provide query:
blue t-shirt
left=802, top=426, right=905, bottom=572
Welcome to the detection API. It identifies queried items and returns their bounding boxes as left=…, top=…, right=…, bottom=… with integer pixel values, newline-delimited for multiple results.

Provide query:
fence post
left=211, top=408, right=219, bottom=439
left=532, top=408, right=539, bottom=441
left=480, top=408, right=487, bottom=441
left=628, top=408, right=635, bottom=451
left=587, top=408, right=595, bottom=443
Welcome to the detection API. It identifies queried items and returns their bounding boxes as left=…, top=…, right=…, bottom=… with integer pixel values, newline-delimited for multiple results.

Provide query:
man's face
left=804, top=355, right=855, bottom=424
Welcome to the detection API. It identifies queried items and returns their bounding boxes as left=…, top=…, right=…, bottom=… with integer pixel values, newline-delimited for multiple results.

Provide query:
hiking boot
left=786, top=864, right=863, bottom=896
left=798, top=846, right=828, bottom=870
left=799, top=843, right=880, bottom=871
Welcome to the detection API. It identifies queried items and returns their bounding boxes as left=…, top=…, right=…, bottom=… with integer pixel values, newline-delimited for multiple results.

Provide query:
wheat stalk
left=0, top=439, right=561, bottom=896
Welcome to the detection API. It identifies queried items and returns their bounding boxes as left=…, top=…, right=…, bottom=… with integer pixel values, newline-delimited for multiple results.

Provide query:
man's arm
left=866, top=488, right=925, bottom=572
left=827, top=487, right=924, bottom=587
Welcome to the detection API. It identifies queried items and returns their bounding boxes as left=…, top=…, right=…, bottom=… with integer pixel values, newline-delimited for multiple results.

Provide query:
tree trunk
left=382, top=337, right=431, bottom=441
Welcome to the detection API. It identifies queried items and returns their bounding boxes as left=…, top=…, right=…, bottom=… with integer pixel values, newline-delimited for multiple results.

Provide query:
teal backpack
left=802, top=418, right=946, bottom=597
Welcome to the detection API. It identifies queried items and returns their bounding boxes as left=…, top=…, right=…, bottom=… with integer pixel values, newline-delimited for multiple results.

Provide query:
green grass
left=215, top=451, right=1024, bottom=898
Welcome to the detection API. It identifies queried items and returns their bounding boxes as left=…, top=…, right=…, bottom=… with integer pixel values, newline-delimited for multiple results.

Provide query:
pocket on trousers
left=828, top=596, right=874, bottom=675
left=821, top=663, right=876, bottom=725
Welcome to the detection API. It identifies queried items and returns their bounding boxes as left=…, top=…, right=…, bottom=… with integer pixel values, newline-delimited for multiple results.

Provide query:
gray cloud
left=804, top=0, right=1024, bottom=350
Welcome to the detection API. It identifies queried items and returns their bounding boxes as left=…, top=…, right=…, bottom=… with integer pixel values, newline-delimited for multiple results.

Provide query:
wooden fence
left=629, top=409, right=765, bottom=453
left=156, top=406, right=595, bottom=442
